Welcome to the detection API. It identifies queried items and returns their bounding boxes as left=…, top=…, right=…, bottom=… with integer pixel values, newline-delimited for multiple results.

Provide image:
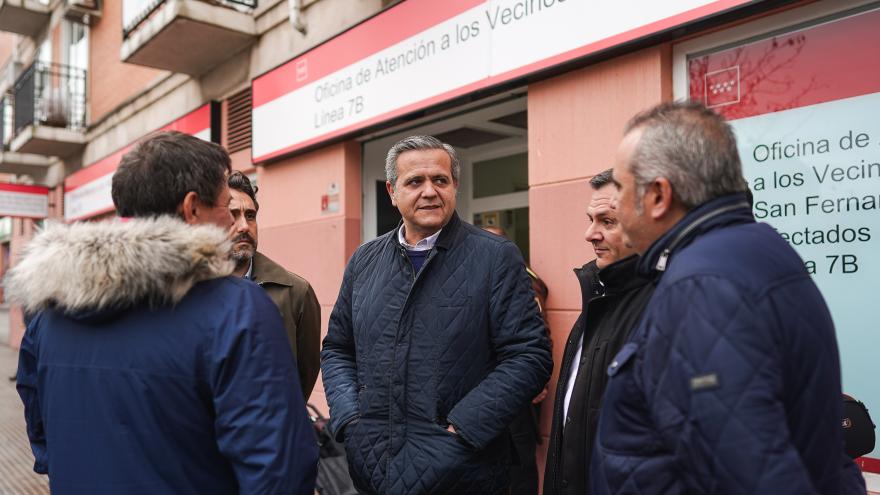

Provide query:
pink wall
left=527, top=45, right=672, bottom=480
left=256, top=140, right=362, bottom=414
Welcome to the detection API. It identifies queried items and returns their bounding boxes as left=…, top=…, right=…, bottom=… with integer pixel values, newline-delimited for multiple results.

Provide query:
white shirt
left=563, top=334, right=584, bottom=424
left=243, top=258, right=254, bottom=280
left=397, top=226, right=442, bottom=252
left=563, top=277, right=605, bottom=425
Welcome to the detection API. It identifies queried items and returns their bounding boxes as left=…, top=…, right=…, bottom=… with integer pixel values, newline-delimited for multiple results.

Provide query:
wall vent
left=226, top=87, right=252, bottom=154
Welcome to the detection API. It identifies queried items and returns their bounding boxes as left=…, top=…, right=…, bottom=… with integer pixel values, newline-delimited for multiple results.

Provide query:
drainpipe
left=288, top=0, right=307, bottom=35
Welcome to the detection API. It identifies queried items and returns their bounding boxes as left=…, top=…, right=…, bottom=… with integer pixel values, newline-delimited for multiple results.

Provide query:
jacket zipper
left=387, top=244, right=439, bottom=478
left=548, top=280, right=608, bottom=491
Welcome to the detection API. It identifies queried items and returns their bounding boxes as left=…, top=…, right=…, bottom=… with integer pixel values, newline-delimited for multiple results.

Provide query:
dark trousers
left=508, top=405, right=540, bottom=494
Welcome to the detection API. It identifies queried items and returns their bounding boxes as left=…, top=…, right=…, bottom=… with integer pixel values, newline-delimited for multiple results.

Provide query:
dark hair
left=228, top=171, right=259, bottom=211
left=112, top=131, right=231, bottom=217
left=589, top=168, right=614, bottom=190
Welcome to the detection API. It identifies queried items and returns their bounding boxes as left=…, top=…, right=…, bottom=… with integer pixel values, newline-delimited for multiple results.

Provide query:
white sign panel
left=253, top=0, right=754, bottom=161
left=0, top=185, right=49, bottom=218
left=64, top=172, right=114, bottom=222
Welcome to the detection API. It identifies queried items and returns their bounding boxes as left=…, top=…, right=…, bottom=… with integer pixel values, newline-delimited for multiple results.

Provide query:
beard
left=231, top=233, right=256, bottom=265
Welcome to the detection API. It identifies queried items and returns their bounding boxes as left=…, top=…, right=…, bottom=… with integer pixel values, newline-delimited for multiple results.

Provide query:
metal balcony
left=9, top=62, right=87, bottom=157
left=121, top=0, right=257, bottom=76
left=0, top=93, right=54, bottom=177
left=0, top=0, right=51, bottom=38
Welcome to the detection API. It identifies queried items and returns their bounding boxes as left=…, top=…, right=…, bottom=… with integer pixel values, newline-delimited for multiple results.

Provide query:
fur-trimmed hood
left=5, top=216, right=235, bottom=316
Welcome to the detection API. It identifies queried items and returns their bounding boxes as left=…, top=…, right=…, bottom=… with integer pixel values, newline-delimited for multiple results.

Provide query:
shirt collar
left=398, top=226, right=442, bottom=251
left=243, top=258, right=254, bottom=280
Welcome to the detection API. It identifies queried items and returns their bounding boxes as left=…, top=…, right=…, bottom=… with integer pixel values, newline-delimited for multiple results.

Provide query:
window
left=676, top=3, right=880, bottom=455
left=65, top=20, right=89, bottom=73
left=63, top=19, right=89, bottom=127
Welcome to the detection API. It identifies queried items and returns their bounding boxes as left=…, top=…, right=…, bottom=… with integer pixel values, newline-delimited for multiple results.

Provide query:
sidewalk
left=0, top=345, right=49, bottom=495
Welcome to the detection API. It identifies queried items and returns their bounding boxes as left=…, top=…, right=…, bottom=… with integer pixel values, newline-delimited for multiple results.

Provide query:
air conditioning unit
left=65, top=0, right=102, bottom=26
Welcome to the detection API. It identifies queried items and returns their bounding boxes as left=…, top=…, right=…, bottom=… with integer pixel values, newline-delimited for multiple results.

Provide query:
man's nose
left=421, top=181, right=438, bottom=198
left=232, top=213, right=247, bottom=232
left=585, top=223, right=601, bottom=243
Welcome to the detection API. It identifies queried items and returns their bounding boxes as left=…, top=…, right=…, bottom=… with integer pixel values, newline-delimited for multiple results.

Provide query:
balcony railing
left=1, top=93, right=9, bottom=151
left=12, top=62, right=87, bottom=136
left=122, top=0, right=257, bottom=39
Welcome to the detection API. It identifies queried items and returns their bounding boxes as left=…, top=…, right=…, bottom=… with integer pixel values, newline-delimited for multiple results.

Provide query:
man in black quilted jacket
left=590, top=102, right=865, bottom=494
left=321, top=135, right=553, bottom=494
left=543, top=169, right=654, bottom=495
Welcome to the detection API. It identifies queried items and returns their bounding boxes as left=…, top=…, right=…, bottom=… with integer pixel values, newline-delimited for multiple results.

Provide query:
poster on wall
left=64, top=104, right=217, bottom=222
left=689, top=7, right=880, bottom=462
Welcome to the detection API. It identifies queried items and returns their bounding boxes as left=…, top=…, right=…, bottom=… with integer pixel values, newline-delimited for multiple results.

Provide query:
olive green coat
left=251, top=251, right=321, bottom=400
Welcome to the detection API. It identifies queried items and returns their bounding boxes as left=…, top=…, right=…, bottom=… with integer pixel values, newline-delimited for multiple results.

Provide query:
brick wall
left=88, top=0, right=165, bottom=123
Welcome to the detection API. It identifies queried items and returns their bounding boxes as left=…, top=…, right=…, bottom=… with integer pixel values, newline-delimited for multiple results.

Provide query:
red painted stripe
left=162, top=104, right=211, bottom=136
left=64, top=147, right=130, bottom=191
left=859, top=456, right=880, bottom=474
left=253, top=0, right=754, bottom=162
left=252, top=0, right=484, bottom=108
left=64, top=105, right=212, bottom=192
left=0, top=183, right=49, bottom=195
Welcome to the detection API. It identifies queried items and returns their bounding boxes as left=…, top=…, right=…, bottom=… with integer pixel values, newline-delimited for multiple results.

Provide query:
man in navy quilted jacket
left=590, top=102, right=866, bottom=494
left=321, top=135, right=552, bottom=494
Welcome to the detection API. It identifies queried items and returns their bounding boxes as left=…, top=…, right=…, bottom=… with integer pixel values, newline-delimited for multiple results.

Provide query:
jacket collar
left=637, top=193, right=753, bottom=278
left=574, top=254, right=647, bottom=304
left=250, top=251, right=295, bottom=287
left=391, top=212, right=462, bottom=251
left=574, top=260, right=601, bottom=302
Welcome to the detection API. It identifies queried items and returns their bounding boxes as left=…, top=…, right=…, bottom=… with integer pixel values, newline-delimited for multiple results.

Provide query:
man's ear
left=179, top=191, right=200, bottom=225
left=385, top=181, right=397, bottom=207
left=646, top=177, right=675, bottom=221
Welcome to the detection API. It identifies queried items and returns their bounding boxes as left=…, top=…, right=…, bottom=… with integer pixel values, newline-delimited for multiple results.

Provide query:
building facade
left=0, top=0, right=876, bottom=487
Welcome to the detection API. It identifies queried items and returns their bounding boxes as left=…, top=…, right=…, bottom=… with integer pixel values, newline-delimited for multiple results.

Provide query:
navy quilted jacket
left=11, top=218, right=318, bottom=495
left=321, top=214, right=552, bottom=494
left=591, top=194, right=865, bottom=495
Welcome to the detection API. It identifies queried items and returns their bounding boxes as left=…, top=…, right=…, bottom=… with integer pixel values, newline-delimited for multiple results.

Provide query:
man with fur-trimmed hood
left=7, top=131, right=318, bottom=495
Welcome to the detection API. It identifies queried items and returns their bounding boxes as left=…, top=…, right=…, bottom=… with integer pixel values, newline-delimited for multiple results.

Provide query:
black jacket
left=321, top=213, right=553, bottom=494
left=543, top=255, right=653, bottom=495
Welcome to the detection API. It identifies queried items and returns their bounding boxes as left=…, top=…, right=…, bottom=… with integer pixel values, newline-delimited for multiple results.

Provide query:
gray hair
left=589, top=168, right=614, bottom=190
left=385, top=135, right=461, bottom=189
left=624, top=101, right=748, bottom=210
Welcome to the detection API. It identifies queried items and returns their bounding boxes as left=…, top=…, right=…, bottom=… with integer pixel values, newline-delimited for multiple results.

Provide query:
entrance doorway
left=361, top=97, right=530, bottom=261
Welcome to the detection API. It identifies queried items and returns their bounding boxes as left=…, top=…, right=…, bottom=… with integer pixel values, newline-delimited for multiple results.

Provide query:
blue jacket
left=321, top=214, right=553, bottom=494
left=9, top=217, right=318, bottom=495
left=591, top=194, right=865, bottom=495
